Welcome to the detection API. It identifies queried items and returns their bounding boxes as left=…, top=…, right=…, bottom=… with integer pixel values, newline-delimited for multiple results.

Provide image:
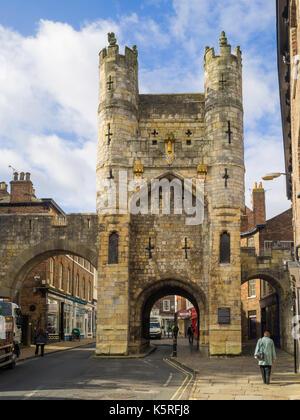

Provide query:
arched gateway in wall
left=129, top=278, right=207, bottom=354
left=2, top=33, right=292, bottom=358
left=96, top=32, right=245, bottom=357
left=0, top=214, right=99, bottom=299
left=241, top=248, right=294, bottom=353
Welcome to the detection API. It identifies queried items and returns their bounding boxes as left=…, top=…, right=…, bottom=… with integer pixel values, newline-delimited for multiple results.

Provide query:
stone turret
left=97, top=33, right=139, bottom=211
left=204, top=31, right=244, bottom=210
left=204, top=32, right=245, bottom=356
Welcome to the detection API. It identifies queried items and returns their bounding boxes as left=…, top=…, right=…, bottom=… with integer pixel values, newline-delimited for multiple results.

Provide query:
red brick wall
left=259, top=208, right=293, bottom=249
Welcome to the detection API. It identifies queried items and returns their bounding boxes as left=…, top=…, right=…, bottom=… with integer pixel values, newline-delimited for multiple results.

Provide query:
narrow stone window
left=220, top=231, right=230, bottom=264
left=108, top=232, right=119, bottom=264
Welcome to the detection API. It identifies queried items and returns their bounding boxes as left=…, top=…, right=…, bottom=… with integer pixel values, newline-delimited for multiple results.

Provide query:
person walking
left=254, top=331, right=276, bottom=385
left=34, top=327, right=47, bottom=357
left=187, top=325, right=194, bottom=345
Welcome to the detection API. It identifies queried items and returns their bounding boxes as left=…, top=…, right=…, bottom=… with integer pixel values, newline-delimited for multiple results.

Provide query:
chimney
left=10, top=172, right=35, bottom=203
left=0, top=182, right=9, bottom=198
left=252, top=182, right=266, bottom=226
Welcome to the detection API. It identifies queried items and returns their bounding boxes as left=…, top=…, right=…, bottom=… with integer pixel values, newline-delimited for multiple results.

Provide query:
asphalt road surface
left=0, top=343, right=192, bottom=400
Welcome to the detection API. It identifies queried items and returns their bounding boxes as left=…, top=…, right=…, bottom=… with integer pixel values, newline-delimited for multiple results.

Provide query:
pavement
left=18, top=336, right=300, bottom=400
left=166, top=337, right=300, bottom=401
left=19, top=338, right=96, bottom=361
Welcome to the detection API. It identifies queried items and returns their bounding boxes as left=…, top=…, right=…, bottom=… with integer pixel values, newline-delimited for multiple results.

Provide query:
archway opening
left=133, top=280, right=206, bottom=355
left=12, top=249, right=97, bottom=347
left=149, top=295, right=198, bottom=343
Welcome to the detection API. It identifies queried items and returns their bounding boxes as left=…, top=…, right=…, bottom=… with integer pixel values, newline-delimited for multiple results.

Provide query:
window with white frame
left=88, top=281, right=91, bottom=302
left=58, top=263, right=63, bottom=290
left=49, top=258, right=54, bottom=286
left=163, top=300, right=171, bottom=311
left=248, top=279, right=256, bottom=298
left=82, top=278, right=86, bottom=300
left=76, top=274, right=80, bottom=297
left=66, top=269, right=71, bottom=294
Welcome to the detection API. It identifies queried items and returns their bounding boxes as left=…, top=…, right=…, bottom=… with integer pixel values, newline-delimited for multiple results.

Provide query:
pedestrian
left=187, top=325, right=194, bottom=344
left=254, top=331, right=276, bottom=385
left=172, top=325, right=179, bottom=339
left=34, top=327, right=47, bottom=357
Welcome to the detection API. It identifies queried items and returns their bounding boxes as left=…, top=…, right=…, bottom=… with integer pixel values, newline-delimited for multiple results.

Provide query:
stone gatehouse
left=96, top=31, right=245, bottom=356
left=0, top=31, right=294, bottom=357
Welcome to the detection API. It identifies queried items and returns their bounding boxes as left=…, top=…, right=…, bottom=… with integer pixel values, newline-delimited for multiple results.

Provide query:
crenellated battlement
left=204, top=32, right=242, bottom=65
left=99, top=35, right=138, bottom=67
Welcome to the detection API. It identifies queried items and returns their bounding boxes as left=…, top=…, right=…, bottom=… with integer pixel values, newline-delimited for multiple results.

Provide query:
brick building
left=0, top=173, right=97, bottom=343
left=0, top=172, right=65, bottom=216
left=20, top=254, right=97, bottom=343
left=241, top=182, right=293, bottom=346
left=151, top=295, right=195, bottom=337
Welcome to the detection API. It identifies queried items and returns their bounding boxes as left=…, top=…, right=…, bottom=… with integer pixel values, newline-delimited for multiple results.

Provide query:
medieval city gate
left=96, top=32, right=245, bottom=356
left=0, top=32, right=294, bottom=357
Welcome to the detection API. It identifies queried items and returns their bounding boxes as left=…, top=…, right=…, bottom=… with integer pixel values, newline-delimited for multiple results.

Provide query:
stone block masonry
left=0, top=213, right=99, bottom=299
left=96, top=31, right=245, bottom=356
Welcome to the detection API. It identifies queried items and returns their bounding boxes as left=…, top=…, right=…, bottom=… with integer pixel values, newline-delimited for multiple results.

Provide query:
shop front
left=190, top=307, right=198, bottom=339
left=177, top=309, right=191, bottom=337
left=47, top=294, right=94, bottom=341
left=47, top=298, right=60, bottom=341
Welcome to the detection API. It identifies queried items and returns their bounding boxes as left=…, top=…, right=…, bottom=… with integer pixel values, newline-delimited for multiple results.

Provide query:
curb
left=168, top=356, right=197, bottom=376
left=18, top=341, right=96, bottom=363
left=164, top=356, right=197, bottom=400
left=92, top=345, right=157, bottom=360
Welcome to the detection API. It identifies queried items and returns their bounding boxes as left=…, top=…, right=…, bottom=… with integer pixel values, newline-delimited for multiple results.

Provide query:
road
left=0, top=343, right=193, bottom=400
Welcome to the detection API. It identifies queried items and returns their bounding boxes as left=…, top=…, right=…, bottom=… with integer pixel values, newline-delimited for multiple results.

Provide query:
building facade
left=277, top=0, right=300, bottom=366
left=19, top=255, right=97, bottom=343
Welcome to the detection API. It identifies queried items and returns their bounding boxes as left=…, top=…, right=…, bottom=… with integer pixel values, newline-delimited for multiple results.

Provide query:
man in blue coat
left=254, top=331, right=277, bottom=385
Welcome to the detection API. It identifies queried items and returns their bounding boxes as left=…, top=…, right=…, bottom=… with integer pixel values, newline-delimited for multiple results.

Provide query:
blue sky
left=0, top=0, right=290, bottom=217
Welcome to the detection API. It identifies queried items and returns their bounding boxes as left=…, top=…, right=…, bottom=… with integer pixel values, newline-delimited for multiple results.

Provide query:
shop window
left=220, top=232, right=230, bottom=264
left=108, top=232, right=119, bottom=264
left=47, top=299, right=59, bottom=336
left=63, top=304, right=72, bottom=336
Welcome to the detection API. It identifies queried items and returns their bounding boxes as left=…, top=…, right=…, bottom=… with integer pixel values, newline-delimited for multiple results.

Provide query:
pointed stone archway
left=128, top=278, right=208, bottom=354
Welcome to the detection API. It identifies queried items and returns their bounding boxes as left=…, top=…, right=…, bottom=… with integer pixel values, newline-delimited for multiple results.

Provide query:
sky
left=0, top=0, right=290, bottom=218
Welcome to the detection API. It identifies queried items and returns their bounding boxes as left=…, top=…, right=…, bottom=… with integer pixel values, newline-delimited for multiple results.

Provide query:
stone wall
left=0, top=213, right=99, bottom=300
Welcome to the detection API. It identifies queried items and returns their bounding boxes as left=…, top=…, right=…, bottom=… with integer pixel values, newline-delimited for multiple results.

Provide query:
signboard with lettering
left=218, top=308, right=231, bottom=325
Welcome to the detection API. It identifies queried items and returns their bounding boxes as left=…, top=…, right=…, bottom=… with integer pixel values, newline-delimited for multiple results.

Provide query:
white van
left=149, top=317, right=162, bottom=339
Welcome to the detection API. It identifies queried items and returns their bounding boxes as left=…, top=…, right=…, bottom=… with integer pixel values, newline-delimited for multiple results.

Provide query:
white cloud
left=0, top=2, right=289, bottom=218
left=0, top=19, right=116, bottom=212
left=245, top=132, right=290, bottom=219
left=170, top=0, right=275, bottom=44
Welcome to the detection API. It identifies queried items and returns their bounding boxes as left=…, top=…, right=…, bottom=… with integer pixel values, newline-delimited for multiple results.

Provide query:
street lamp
left=262, top=173, right=287, bottom=181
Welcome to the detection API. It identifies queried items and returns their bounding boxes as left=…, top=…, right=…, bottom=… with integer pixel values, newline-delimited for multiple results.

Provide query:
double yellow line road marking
left=164, top=357, right=195, bottom=400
